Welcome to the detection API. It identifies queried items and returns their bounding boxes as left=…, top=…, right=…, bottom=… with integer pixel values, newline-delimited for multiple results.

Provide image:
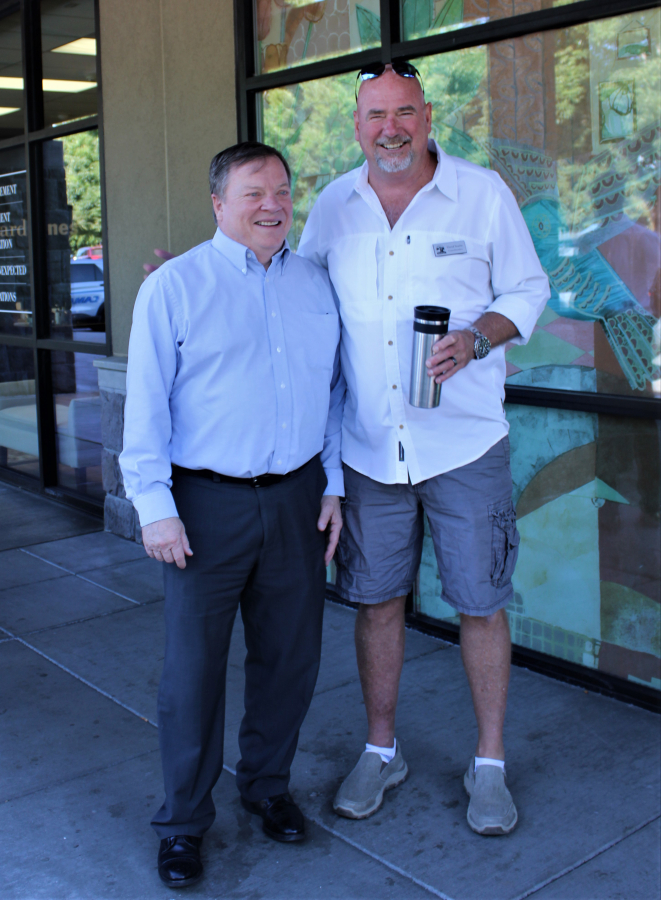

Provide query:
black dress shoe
left=157, top=835, right=203, bottom=888
left=241, top=792, right=306, bottom=842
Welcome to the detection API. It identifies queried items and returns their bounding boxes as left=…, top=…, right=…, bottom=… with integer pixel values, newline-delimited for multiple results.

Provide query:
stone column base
left=94, top=356, right=142, bottom=542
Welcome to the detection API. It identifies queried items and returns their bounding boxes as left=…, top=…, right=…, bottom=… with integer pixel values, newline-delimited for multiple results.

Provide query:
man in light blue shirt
left=120, top=142, right=344, bottom=889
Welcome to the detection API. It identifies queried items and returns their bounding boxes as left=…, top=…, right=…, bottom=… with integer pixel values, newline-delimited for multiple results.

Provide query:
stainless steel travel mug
left=409, top=305, right=451, bottom=409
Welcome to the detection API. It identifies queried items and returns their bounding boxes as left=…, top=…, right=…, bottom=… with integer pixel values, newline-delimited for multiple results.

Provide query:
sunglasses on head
left=355, top=61, right=425, bottom=101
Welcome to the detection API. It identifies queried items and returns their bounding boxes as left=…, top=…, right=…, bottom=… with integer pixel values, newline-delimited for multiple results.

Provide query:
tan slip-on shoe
left=333, top=744, right=409, bottom=820
left=464, top=757, right=518, bottom=835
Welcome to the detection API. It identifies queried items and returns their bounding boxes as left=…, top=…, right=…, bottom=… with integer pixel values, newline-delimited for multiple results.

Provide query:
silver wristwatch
left=469, top=327, right=491, bottom=360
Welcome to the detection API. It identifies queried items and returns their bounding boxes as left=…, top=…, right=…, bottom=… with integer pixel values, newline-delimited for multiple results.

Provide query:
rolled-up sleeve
left=488, top=178, right=551, bottom=344
left=119, top=274, right=182, bottom=527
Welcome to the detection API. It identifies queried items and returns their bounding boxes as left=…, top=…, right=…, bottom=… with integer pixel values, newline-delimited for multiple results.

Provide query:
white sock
left=365, top=738, right=396, bottom=764
left=475, top=756, right=505, bottom=770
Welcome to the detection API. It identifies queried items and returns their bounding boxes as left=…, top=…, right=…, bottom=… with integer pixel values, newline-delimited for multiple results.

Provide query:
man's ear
left=353, top=109, right=360, bottom=142
left=211, top=193, right=223, bottom=225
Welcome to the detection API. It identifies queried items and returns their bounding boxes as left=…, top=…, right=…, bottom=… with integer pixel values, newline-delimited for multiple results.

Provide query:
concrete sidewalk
left=1, top=481, right=659, bottom=900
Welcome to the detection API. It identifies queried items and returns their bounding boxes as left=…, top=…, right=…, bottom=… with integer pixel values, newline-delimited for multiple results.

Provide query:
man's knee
left=459, top=607, right=509, bottom=629
left=358, top=594, right=407, bottom=625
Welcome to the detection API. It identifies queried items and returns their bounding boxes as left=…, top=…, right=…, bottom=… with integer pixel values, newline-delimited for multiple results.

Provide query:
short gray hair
left=209, top=141, right=291, bottom=199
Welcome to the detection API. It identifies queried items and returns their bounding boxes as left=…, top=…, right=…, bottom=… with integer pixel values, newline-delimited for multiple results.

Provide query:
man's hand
left=426, top=312, right=521, bottom=384
left=317, top=495, right=343, bottom=566
left=426, top=329, right=474, bottom=384
left=142, top=516, right=193, bottom=569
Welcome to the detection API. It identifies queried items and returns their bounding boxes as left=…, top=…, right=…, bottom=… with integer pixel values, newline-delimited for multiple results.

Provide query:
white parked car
left=70, top=257, right=105, bottom=330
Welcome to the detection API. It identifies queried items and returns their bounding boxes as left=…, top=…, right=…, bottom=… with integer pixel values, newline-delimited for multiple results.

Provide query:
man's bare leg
left=459, top=608, right=511, bottom=760
left=355, top=595, right=407, bottom=747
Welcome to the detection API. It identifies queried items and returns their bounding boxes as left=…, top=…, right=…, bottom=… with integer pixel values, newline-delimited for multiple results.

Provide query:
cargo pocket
left=488, top=504, right=520, bottom=588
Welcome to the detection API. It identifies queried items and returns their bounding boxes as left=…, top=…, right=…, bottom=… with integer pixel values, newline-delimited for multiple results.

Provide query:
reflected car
left=70, top=258, right=105, bottom=330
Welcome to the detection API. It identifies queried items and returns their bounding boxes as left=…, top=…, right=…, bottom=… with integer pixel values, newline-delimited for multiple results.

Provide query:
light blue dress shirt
left=120, top=228, right=345, bottom=527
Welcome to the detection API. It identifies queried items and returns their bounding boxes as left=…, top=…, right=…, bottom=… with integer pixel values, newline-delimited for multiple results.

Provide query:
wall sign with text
left=0, top=169, right=30, bottom=323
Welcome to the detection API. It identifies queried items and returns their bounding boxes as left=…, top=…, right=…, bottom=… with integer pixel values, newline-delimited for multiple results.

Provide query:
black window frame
left=235, top=0, right=661, bottom=711
left=0, top=0, right=109, bottom=514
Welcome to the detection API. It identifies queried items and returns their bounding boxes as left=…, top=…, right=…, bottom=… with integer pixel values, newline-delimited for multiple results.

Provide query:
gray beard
left=374, top=146, right=414, bottom=173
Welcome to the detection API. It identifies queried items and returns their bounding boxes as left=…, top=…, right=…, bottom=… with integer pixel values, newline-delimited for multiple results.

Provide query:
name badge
left=433, top=241, right=467, bottom=257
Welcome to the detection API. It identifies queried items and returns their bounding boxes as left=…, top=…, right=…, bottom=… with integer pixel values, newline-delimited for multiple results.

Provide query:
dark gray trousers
left=151, top=456, right=327, bottom=839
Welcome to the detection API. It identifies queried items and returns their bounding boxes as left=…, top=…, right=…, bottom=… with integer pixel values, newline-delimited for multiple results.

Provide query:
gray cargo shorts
left=334, top=437, right=519, bottom=616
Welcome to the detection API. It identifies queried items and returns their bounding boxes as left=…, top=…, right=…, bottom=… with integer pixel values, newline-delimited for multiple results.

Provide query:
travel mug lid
left=413, top=305, right=450, bottom=324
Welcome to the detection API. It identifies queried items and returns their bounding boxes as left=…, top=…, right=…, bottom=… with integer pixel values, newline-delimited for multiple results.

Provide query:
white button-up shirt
left=297, top=140, right=550, bottom=485
left=120, top=229, right=344, bottom=526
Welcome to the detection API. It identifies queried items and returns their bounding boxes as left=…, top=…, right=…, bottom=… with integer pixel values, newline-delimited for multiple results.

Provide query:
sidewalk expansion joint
left=20, top=547, right=142, bottom=605
left=511, top=812, right=661, bottom=900
left=0, top=625, right=158, bottom=728
left=1, top=748, right=160, bottom=807
left=15, top=599, right=163, bottom=641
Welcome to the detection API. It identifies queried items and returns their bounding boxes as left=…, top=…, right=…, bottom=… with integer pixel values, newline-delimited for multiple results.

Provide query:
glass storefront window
left=0, top=345, right=38, bottom=478
left=52, top=350, right=103, bottom=499
left=400, top=0, right=594, bottom=42
left=41, top=0, right=98, bottom=127
left=415, top=405, right=661, bottom=691
left=254, top=0, right=380, bottom=74
left=0, top=6, right=24, bottom=140
left=263, top=12, right=661, bottom=396
left=261, top=72, right=360, bottom=246
left=0, top=146, right=30, bottom=338
left=44, top=131, right=104, bottom=341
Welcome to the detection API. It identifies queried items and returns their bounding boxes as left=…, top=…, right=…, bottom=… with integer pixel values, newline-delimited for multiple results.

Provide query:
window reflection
left=0, top=345, right=38, bottom=478
left=0, top=7, right=24, bottom=140
left=254, top=0, right=380, bottom=74
left=45, top=131, right=104, bottom=342
left=400, top=0, right=583, bottom=42
left=41, top=0, right=97, bottom=127
left=52, top=350, right=103, bottom=498
left=415, top=406, right=661, bottom=690
left=262, top=12, right=661, bottom=395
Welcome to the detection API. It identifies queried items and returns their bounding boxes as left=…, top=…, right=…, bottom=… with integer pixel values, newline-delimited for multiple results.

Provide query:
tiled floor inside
left=1, top=482, right=659, bottom=900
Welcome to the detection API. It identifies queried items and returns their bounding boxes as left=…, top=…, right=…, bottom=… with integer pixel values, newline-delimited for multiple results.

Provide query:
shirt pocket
left=328, top=236, right=380, bottom=325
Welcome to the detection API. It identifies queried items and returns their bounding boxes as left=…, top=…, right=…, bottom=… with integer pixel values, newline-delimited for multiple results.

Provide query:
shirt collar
left=351, top=139, right=457, bottom=205
left=212, top=227, right=291, bottom=274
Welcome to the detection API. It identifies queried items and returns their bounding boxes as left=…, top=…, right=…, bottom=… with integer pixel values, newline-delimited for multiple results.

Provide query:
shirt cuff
left=132, top=489, right=179, bottom=527
left=323, top=467, right=345, bottom=498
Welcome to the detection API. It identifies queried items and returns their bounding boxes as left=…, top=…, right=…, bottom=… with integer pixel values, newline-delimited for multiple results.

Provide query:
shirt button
left=389, top=251, right=394, bottom=256
left=399, top=424, right=404, bottom=429
left=280, top=383, right=285, bottom=388
left=272, top=311, right=276, bottom=317
left=282, top=422, right=287, bottom=429
left=388, top=295, right=393, bottom=300
left=277, top=347, right=281, bottom=352
left=388, top=340, right=393, bottom=346
left=392, top=385, right=397, bottom=390
left=277, top=459, right=282, bottom=464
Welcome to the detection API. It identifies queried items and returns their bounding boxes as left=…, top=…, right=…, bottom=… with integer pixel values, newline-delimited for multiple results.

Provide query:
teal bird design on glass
left=521, top=198, right=658, bottom=391
left=437, top=123, right=660, bottom=391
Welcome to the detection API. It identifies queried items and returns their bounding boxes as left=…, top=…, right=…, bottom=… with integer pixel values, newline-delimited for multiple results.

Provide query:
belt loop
left=212, top=473, right=221, bottom=483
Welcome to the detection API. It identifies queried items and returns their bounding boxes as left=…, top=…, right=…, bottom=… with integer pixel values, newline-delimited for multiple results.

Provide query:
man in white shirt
left=120, top=142, right=344, bottom=887
left=298, top=63, right=549, bottom=835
